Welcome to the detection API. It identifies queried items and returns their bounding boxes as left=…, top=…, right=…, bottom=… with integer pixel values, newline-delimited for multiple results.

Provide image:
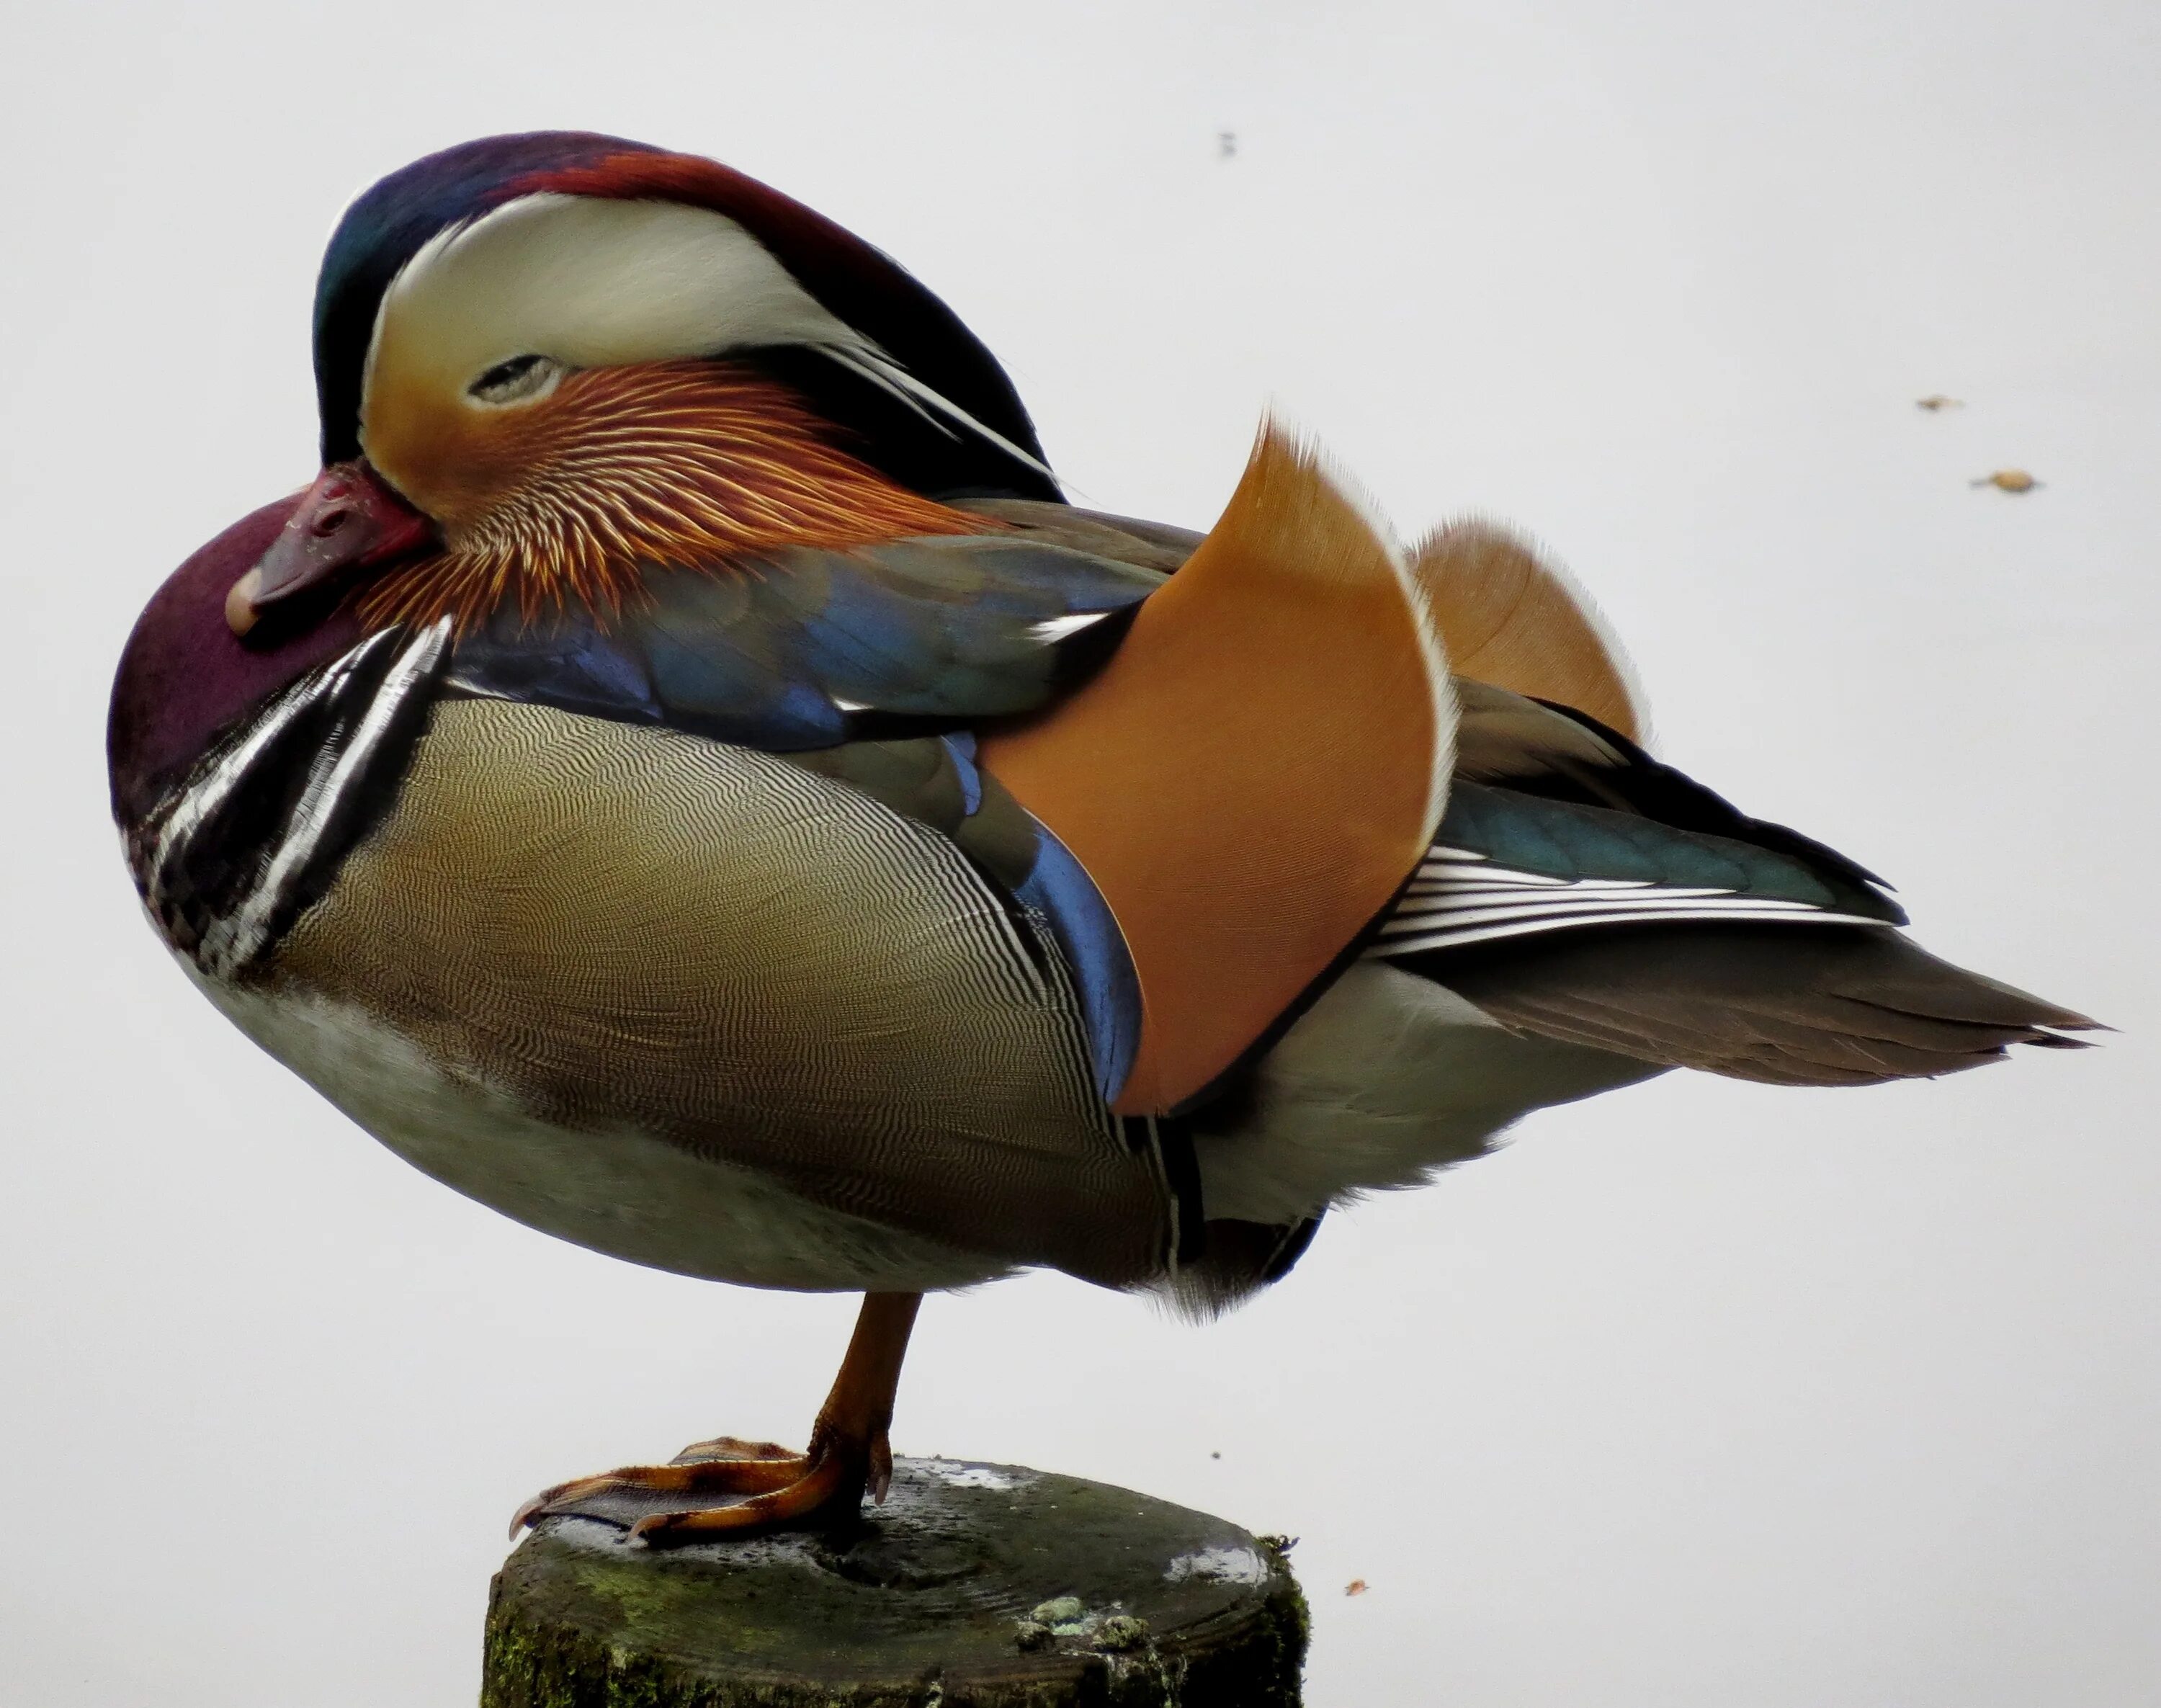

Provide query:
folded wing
left=1388, top=682, right=2095, bottom=1084
left=447, top=533, right=1165, bottom=749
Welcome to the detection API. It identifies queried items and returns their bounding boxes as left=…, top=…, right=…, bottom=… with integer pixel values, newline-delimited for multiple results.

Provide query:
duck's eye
left=468, top=354, right=563, bottom=406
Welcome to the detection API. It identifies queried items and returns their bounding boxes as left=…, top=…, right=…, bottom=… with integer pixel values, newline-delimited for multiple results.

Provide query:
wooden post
left=482, top=1457, right=1307, bottom=1707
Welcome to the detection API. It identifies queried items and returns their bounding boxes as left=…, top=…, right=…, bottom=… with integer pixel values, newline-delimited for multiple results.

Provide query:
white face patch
left=359, top=190, right=1058, bottom=489
left=365, top=192, right=875, bottom=408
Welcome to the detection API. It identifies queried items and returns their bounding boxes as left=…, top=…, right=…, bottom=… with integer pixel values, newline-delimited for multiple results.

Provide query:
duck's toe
left=511, top=1441, right=810, bottom=1539
left=629, top=1434, right=882, bottom=1545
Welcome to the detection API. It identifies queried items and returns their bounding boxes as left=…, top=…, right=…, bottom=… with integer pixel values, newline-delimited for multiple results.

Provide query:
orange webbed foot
left=515, top=1294, right=920, bottom=1547
left=511, top=1428, right=891, bottom=1545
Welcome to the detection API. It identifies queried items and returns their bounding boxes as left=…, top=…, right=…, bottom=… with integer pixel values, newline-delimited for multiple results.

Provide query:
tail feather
left=1410, top=924, right=2097, bottom=1088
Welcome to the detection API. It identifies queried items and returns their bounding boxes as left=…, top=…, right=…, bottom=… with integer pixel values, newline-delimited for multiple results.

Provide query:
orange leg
left=511, top=1292, right=923, bottom=1547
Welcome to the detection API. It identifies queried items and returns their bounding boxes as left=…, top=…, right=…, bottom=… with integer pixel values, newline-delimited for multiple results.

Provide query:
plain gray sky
left=4, top=3, right=2156, bottom=1704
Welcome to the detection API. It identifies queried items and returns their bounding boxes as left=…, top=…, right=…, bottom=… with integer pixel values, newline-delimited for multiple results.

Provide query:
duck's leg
left=512, top=1292, right=923, bottom=1544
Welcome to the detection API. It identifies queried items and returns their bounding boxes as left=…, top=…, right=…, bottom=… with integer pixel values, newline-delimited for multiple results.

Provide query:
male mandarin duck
left=108, top=133, right=2093, bottom=1544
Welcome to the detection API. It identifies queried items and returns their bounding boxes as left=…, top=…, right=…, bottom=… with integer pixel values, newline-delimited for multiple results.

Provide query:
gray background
left=3, top=3, right=2154, bottom=1703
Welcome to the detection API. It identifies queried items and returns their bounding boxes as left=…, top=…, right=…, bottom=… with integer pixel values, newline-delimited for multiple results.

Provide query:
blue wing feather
left=447, top=534, right=1164, bottom=751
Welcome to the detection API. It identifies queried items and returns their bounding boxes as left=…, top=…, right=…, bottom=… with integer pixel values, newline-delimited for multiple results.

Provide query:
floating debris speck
left=1972, top=469, right=2042, bottom=493
left=1345, top=1578, right=1369, bottom=1597
left=1916, top=395, right=1964, bottom=411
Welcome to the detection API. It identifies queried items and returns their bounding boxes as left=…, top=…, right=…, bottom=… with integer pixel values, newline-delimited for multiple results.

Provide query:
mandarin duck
left=108, top=132, right=2093, bottom=1544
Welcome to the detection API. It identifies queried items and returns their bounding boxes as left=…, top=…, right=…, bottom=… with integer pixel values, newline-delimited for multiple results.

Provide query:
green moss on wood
left=480, top=1459, right=1304, bottom=1707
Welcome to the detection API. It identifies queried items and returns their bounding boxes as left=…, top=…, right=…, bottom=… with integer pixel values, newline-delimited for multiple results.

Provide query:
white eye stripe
left=818, top=344, right=1059, bottom=484
left=364, top=191, right=1059, bottom=488
left=374, top=195, right=877, bottom=397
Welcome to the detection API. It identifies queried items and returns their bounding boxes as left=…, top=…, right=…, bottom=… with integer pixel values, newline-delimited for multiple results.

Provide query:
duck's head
left=229, top=131, right=1057, bottom=638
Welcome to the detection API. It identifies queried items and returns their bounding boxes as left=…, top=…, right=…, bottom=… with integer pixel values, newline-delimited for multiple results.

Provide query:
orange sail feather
left=1408, top=520, right=1647, bottom=743
left=983, top=424, right=1455, bottom=1114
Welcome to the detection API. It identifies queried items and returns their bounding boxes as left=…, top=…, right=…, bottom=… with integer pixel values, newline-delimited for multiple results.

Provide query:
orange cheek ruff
left=357, top=362, right=991, bottom=631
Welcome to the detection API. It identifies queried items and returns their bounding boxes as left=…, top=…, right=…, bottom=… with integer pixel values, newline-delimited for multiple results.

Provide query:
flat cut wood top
left=484, top=1457, right=1307, bottom=1707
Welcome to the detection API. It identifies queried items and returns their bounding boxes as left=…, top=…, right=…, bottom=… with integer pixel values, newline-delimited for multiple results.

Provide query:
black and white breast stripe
left=135, top=620, right=453, bottom=980
left=1366, top=845, right=1886, bottom=959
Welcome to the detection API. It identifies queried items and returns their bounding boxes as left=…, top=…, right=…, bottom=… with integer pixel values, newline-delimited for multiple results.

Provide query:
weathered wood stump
left=482, top=1457, right=1307, bottom=1707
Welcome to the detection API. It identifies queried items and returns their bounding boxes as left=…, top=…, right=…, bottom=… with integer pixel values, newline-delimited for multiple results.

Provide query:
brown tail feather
left=1410, top=924, right=2097, bottom=1088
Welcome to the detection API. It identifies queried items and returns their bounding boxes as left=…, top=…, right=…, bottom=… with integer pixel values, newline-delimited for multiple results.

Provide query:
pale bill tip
left=224, top=568, right=264, bottom=638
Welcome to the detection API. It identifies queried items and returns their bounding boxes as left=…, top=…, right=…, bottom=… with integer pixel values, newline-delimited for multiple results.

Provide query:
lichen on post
left=481, top=1457, right=1307, bottom=1707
